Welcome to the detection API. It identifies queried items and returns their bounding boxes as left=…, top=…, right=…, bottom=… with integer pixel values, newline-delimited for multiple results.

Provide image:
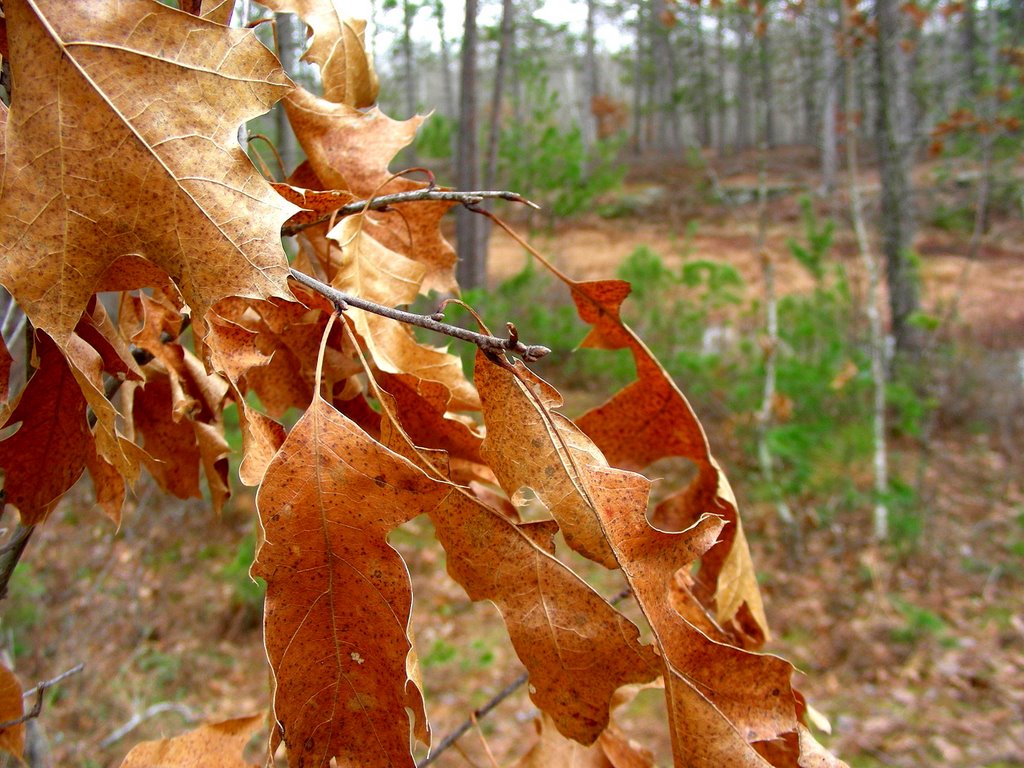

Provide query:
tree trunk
left=583, top=0, right=601, bottom=149
left=432, top=0, right=456, bottom=118
left=876, top=0, right=921, bottom=354
left=716, top=7, right=728, bottom=155
left=275, top=12, right=300, bottom=177
left=484, top=0, right=513, bottom=191
left=799, top=9, right=819, bottom=145
left=757, top=8, right=776, bottom=149
left=402, top=0, right=418, bottom=117
left=401, top=0, right=419, bottom=166
left=819, top=0, right=838, bottom=195
left=651, top=0, right=679, bottom=151
left=962, top=0, right=978, bottom=96
left=842, top=0, right=889, bottom=540
left=631, top=0, right=647, bottom=155
left=456, top=0, right=485, bottom=289
left=695, top=2, right=712, bottom=147
left=735, top=10, right=754, bottom=151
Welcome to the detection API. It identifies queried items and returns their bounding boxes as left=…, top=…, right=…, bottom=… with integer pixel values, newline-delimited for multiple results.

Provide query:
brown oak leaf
left=537, top=267, right=770, bottom=645
left=118, top=713, right=262, bottom=768
left=0, top=664, right=25, bottom=760
left=261, top=1, right=379, bottom=107
left=474, top=350, right=802, bottom=765
left=253, top=389, right=447, bottom=767
left=351, top=341, right=657, bottom=744
left=0, top=332, right=92, bottom=524
left=0, top=0, right=297, bottom=347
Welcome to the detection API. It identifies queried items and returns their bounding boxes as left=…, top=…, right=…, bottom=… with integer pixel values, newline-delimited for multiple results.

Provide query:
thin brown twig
left=0, top=662, right=85, bottom=731
left=282, top=189, right=539, bottom=236
left=287, top=269, right=550, bottom=363
left=471, top=712, right=500, bottom=768
left=416, top=587, right=632, bottom=767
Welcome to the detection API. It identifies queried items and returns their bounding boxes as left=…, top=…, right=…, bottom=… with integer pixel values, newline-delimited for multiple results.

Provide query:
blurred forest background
left=3, top=0, right=1023, bottom=766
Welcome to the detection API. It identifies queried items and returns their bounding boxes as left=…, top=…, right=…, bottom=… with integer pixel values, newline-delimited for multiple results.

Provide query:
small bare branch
left=0, top=662, right=85, bottom=731
left=282, top=189, right=539, bottom=236
left=100, top=702, right=200, bottom=748
left=287, top=269, right=550, bottom=363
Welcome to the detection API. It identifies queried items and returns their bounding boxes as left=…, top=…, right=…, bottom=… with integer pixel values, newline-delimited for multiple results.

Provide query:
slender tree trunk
left=843, top=1, right=889, bottom=541
left=275, top=12, right=300, bottom=177
left=632, top=1, right=647, bottom=155
left=757, top=8, right=776, bottom=149
left=484, top=0, right=513, bottom=191
left=735, top=10, right=754, bottom=151
left=754, top=131, right=796, bottom=542
left=456, top=0, right=485, bottom=289
left=367, top=0, right=378, bottom=61
left=401, top=0, right=418, bottom=166
left=695, top=2, right=711, bottom=147
left=800, top=10, right=819, bottom=144
left=962, top=0, right=978, bottom=97
left=876, top=0, right=921, bottom=354
left=584, top=0, right=601, bottom=149
left=716, top=8, right=728, bottom=155
left=432, top=0, right=456, bottom=118
left=819, top=0, right=838, bottom=195
left=402, top=0, right=418, bottom=116
left=664, top=19, right=682, bottom=150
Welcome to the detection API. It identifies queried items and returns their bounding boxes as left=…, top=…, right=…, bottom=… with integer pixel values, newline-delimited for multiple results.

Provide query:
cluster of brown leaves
left=0, top=1, right=846, bottom=766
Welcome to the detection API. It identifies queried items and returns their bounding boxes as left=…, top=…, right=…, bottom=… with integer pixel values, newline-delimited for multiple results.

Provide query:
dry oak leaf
left=129, top=369, right=203, bottom=502
left=588, top=473, right=799, bottom=766
left=358, top=358, right=659, bottom=744
left=0, top=332, right=92, bottom=525
left=253, top=391, right=448, bottom=768
left=200, top=0, right=236, bottom=25
left=330, top=216, right=477, bottom=409
left=261, top=1, right=379, bottom=107
left=564, top=276, right=769, bottom=644
left=513, top=713, right=654, bottom=768
left=284, top=95, right=459, bottom=293
left=0, top=0, right=298, bottom=348
left=118, top=713, right=262, bottom=768
left=474, top=352, right=619, bottom=568
left=202, top=310, right=286, bottom=486
left=0, top=663, right=25, bottom=760
left=85, top=441, right=128, bottom=525
left=474, top=351, right=804, bottom=766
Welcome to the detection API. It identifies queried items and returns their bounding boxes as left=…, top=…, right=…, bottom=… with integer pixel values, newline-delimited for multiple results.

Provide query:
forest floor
left=3, top=147, right=1023, bottom=768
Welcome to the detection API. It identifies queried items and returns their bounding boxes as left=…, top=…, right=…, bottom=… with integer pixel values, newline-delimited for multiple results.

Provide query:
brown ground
left=3, top=148, right=1023, bottom=767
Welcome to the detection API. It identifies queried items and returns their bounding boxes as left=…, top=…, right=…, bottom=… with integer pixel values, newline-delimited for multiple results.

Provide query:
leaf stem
left=281, top=189, right=539, bottom=236
left=287, top=269, right=550, bottom=363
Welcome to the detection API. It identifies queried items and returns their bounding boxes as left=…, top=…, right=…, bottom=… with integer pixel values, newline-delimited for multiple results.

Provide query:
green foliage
left=219, top=534, right=265, bottom=613
left=929, top=203, right=975, bottom=233
left=414, top=113, right=455, bottom=161
left=885, top=478, right=927, bottom=549
left=460, top=229, right=941, bottom=536
left=498, top=74, right=624, bottom=220
left=786, top=195, right=835, bottom=282
left=889, top=597, right=952, bottom=646
left=2, top=562, right=45, bottom=657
